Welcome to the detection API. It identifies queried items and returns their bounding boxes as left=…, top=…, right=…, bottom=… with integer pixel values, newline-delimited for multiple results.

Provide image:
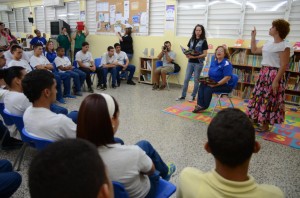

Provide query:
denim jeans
left=101, top=67, right=117, bottom=86
left=54, top=72, right=71, bottom=99
left=50, top=104, right=68, bottom=115
left=116, top=65, right=136, bottom=82
left=181, top=62, right=203, bottom=98
left=64, top=70, right=86, bottom=92
left=79, top=67, right=102, bottom=88
left=136, top=140, right=169, bottom=178
left=197, top=83, right=232, bottom=109
left=0, top=160, right=22, bottom=198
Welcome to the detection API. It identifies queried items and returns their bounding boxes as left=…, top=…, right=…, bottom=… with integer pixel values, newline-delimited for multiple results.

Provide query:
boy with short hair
left=177, top=108, right=284, bottom=198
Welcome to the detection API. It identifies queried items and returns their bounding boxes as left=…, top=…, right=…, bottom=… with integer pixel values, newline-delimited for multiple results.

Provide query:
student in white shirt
left=114, top=43, right=136, bottom=86
left=77, top=93, right=176, bottom=198
left=22, top=69, right=77, bottom=141
left=30, top=43, right=71, bottom=104
left=4, top=41, right=30, bottom=65
left=7, top=45, right=32, bottom=73
left=76, top=42, right=102, bottom=93
left=54, top=47, right=86, bottom=96
left=100, top=46, right=118, bottom=90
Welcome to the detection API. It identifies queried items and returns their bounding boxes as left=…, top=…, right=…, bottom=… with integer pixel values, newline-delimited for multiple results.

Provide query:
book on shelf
left=146, top=60, right=152, bottom=70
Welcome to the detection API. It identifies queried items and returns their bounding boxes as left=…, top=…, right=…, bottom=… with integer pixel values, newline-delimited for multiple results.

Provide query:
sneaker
left=152, top=84, right=159, bottom=90
left=112, top=84, right=117, bottom=89
left=101, top=84, right=107, bottom=90
left=188, top=96, right=196, bottom=102
left=164, top=163, right=176, bottom=181
left=75, top=92, right=82, bottom=96
left=57, top=98, right=66, bottom=104
left=176, top=96, right=185, bottom=101
left=117, top=81, right=121, bottom=87
left=88, top=87, right=94, bottom=93
left=96, top=85, right=101, bottom=90
left=64, top=94, right=76, bottom=99
left=127, top=80, right=136, bottom=85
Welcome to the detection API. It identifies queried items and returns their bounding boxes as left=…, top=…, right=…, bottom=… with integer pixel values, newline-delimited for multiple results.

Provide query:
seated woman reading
left=193, top=45, right=234, bottom=113
left=77, top=93, right=176, bottom=198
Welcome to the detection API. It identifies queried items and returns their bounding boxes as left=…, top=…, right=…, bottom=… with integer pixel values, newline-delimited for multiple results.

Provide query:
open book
left=198, top=76, right=218, bottom=85
left=180, top=45, right=200, bottom=56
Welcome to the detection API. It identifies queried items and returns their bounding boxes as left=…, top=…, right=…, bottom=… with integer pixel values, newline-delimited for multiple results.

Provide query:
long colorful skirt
left=246, top=66, right=285, bottom=125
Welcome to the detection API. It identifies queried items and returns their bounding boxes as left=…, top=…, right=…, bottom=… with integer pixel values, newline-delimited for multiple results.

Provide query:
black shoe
left=176, top=96, right=185, bottom=101
left=152, top=84, right=159, bottom=90
left=127, top=80, right=136, bottom=85
left=1, top=138, right=23, bottom=151
left=96, top=85, right=101, bottom=90
left=88, top=87, right=94, bottom=93
left=112, top=84, right=117, bottom=89
left=192, top=105, right=205, bottom=113
left=117, top=81, right=121, bottom=87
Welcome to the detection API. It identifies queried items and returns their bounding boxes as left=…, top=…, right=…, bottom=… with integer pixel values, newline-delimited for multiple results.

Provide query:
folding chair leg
left=166, top=75, right=170, bottom=90
left=210, top=95, right=222, bottom=117
left=13, top=143, right=28, bottom=171
left=176, top=75, right=181, bottom=88
left=229, top=98, right=234, bottom=108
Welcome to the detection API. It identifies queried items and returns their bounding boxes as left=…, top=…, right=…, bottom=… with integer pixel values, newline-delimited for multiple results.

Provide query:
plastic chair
left=210, top=74, right=239, bottom=116
left=156, top=60, right=180, bottom=90
left=0, top=103, right=14, bottom=147
left=92, top=58, right=102, bottom=83
left=113, top=178, right=176, bottom=198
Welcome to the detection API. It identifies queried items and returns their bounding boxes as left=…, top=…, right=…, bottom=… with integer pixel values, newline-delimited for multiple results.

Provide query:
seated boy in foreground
left=177, top=108, right=284, bottom=198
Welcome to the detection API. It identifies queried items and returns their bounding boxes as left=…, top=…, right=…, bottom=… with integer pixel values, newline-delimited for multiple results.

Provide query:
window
left=288, top=0, right=300, bottom=42
left=149, top=0, right=165, bottom=36
left=8, top=12, right=16, bottom=32
left=177, top=0, right=206, bottom=37
left=45, top=7, right=55, bottom=33
left=35, top=6, right=45, bottom=33
left=66, top=1, right=80, bottom=32
left=23, top=8, right=32, bottom=33
left=86, top=0, right=97, bottom=34
left=0, top=12, right=9, bottom=28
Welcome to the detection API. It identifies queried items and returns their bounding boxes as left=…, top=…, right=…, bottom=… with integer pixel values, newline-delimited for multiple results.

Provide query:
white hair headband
left=99, top=93, right=115, bottom=118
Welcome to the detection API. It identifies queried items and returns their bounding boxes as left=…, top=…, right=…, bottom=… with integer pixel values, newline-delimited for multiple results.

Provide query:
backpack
left=172, top=62, right=181, bottom=73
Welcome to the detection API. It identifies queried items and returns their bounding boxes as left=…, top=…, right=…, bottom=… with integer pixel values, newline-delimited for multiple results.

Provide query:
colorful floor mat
left=163, top=97, right=300, bottom=149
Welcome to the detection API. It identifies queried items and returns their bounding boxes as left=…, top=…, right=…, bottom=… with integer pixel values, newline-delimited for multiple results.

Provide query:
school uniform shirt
left=4, top=91, right=31, bottom=116
left=101, top=52, right=117, bottom=66
left=4, top=50, right=30, bottom=65
left=115, top=51, right=128, bottom=65
left=23, top=106, right=76, bottom=141
left=7, top=59, right=32, bottom=73
left=54, top=56, right=72, bottom=73
left=98, top=144, right=152, bottom=198
left=29, top=55, right=51, bottom=69
left=30, top=36, right=47, bottom=47
left=45, top=51, right=57, bottom=63
left=177, top=168, right=284, bottom=198
left=162, top=51, right=176, bottom=68
left=0, top=88, right=8, bottom=103
left=209, top=58, right=234, bottom=88
left=75, top=50, right=93, bottom=67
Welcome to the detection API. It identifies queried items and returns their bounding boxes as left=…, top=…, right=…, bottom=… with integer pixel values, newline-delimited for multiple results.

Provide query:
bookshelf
left=139, top=57, right=158, bottom=84
left=228, top=47, right=300, bottom=106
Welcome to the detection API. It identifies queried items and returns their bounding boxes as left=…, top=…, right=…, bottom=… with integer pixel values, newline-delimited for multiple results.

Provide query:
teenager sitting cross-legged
left=54, top=47, right=85, bottom=96
left=177, top=108, right=284, bottom=198
left=77, top=93, right=176, bottom=198
left=22, top=70, right=77, bottom=141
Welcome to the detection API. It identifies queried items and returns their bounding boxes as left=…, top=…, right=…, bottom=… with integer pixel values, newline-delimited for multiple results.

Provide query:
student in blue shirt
left=30, top=29, right=47, bottom=50
left=193, top=46, right=234, bottom=113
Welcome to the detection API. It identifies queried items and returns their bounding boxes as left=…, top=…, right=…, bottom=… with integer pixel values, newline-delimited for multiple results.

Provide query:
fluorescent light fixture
left=270, top=1, right=287, bottom=11
left=226, top=0, right=242, bottom=6
left=193, top=4, right=206, bottom=9
left=208, top=1, right=220, bottom=6
left=246, top=1, right=256, bottom=11
left=67, top=13, right=75, bottom=16
left=58, top=14, right=67, bottom=17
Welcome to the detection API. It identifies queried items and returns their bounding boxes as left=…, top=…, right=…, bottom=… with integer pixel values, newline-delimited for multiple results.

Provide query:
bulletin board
left=95, top=0, right=149, bottom=35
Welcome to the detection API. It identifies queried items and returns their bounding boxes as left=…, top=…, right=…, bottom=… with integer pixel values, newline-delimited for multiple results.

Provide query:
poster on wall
left=165, top=5, right=175, bottom=30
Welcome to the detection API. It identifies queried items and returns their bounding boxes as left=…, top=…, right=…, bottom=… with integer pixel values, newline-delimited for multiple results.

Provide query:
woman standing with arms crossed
left=177, top=24, right=208, bottom=102
left=247, top=19, right=292, bottom=132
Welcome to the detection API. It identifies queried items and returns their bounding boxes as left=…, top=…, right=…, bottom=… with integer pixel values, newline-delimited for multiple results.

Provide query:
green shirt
left=57, top=34, right=70, bottom=50
left=74, top=33, right=86, bottom=49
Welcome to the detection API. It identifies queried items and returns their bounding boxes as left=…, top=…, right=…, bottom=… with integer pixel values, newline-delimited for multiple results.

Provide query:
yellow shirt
left=177, top=167, right=284, bottom=198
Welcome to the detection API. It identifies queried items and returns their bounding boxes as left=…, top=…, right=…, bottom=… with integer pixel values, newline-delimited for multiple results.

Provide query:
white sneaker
left=188, top=96, right=195, bottom=102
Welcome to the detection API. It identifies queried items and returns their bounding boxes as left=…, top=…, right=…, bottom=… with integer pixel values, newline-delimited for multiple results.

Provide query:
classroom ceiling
left=0, top=0, right=25, bottom=3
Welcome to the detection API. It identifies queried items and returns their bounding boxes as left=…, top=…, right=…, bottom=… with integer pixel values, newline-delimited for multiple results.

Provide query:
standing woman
left=247, top=19, right=292, bottom=132
left=72, top=26, right=89, bottom=61
left=57, top=27, right=71, bottom=59
left=177, top=24, right=208, bottom=102
left=117, top=24, right=133, bottom=60
left=30, top=29, right=47, bottom=50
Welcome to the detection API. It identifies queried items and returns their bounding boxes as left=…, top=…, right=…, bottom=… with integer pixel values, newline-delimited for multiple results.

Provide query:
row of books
left=286, top=75, right=300, bottom=91
left=231, top=89, right=243, bottom=98
left=141, top=60, right=152, bottom=70
left=233, top=69, right=260, bottom=84
left=247, top=55, right=263, bottom=67
left=231, top=50, right=247, bottom=65
left=140, top=73, right=151, bottom=82
left=289, top=59, right=300, bottom=72
left=285, top=95, right=300, bottom=104
left=242, top=86, right=254, bottom=99
left=231, top=51, right=263, bottom=67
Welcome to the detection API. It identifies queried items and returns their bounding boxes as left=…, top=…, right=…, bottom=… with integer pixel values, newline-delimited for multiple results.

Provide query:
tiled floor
left=1, top=82, right=300, bottom=198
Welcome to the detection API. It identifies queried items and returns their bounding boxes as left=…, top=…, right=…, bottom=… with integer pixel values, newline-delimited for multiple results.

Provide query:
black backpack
left=172, top=62, right=181, bottom=73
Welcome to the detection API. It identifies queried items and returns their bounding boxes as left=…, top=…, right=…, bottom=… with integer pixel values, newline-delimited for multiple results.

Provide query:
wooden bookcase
left=139, top=57, right=158, bottom=84
left=228, top=47, right=300, bottom=106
